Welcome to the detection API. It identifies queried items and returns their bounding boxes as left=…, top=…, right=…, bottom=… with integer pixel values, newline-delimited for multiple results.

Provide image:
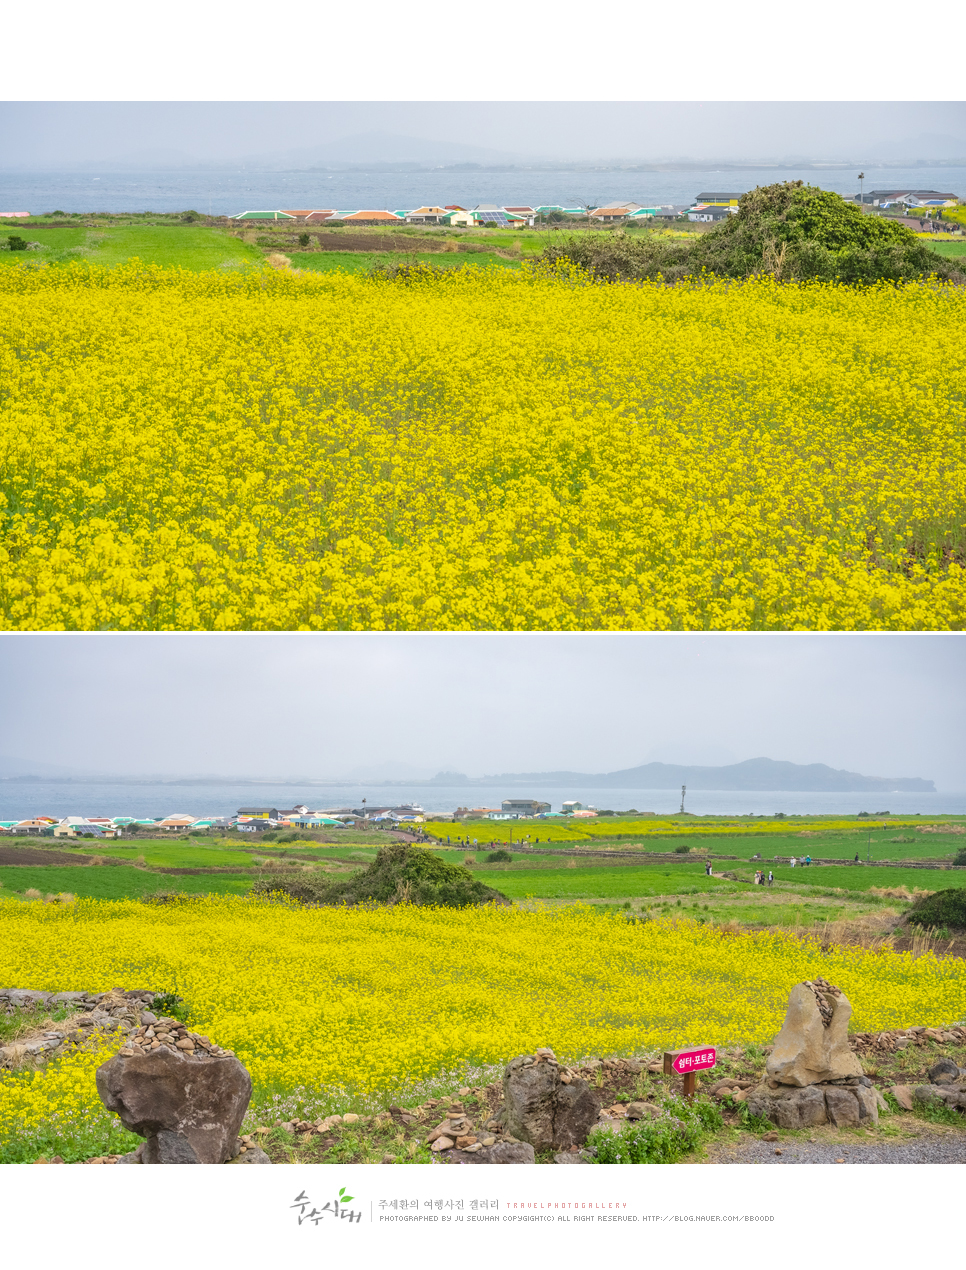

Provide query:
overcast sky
left=5, top=3, right=965, bottom=102
left=2, top=102, right=965, bottom=169
left=1, top=634, right=962, bottom=787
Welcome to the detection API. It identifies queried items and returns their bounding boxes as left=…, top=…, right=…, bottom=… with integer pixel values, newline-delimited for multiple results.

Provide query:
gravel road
left=709, top=1134, right=966, bottom=1164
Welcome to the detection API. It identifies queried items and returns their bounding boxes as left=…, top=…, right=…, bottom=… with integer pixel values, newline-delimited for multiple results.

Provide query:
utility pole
left=858, top=172, right=865, bottom=209
left=680, top=785, right=686, bottom=815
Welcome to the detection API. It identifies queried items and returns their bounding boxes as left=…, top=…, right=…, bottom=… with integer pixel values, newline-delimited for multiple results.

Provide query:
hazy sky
left=6, top=5, right=965, bottom=102
left=1, top=634, right=962, bottom=787
left=2, top=102, right=965, bottom=168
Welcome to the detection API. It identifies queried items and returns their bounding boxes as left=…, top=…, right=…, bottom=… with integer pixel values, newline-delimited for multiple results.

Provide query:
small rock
left=227, top=1145, right=272, bottom=1164
left=430, top=1136, right=454, bottom=1152
left=554, top=1151, right=590, bottom=1164
left=761, top=1131, right=779, bottom=1142
left=927, top=1058, right=960, bottom=1084
left=889, top=1085, right=915, bottom=1112
left=625, top=1102, right=658, bottom=1120
left=443, top=1142, right=536, bottom=1164
left=342, top=1113, right=360, bottom=1124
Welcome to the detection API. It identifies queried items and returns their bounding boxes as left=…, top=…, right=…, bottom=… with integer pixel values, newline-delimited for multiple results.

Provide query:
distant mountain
left=0, top=753, right=104, bottom=779
left=241, top=131, right=525, bottom=171
left=434, top=758, right=934, bottom=793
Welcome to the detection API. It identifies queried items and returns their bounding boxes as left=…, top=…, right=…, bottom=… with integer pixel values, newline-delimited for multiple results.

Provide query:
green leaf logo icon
left=339, top=1187, right=354, bottom=1203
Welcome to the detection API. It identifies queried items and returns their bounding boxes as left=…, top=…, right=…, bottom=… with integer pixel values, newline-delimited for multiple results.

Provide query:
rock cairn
left=118, top=1018, right=235, bottom=1059
left=747, top=981, right=877, bottom=1129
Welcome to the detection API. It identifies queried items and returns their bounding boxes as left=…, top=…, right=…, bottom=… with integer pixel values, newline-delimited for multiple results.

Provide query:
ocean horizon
left=1, top=782, right=962, bottom=822
left=2, top=164, right=963, bottom=218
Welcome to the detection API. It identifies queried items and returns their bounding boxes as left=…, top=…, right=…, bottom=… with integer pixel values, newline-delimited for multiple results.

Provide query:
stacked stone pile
left=119, top=1018, right=235, bottom=1059
left=850, top=1024, right=966, bottom=1052
left=0, top=987, right=160, bottom=1068
left=888, top=1057, right=966, bottom=1114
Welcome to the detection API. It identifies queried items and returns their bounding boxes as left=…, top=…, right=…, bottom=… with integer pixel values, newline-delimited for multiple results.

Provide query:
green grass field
left=1, top=225, right=262, bottom=270
left=0, top=864, right=251, bottom=900
left=927, top=240, right=966, bottom=257
left=288, top=251, right=523, bottom=273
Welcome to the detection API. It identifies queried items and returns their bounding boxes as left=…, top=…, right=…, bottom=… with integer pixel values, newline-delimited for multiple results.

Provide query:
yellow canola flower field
left=426, top=816, right=935, bottom=842
left=2, top=895, right=964, bottom=1150
left=1, top=263, right=964, bottom=631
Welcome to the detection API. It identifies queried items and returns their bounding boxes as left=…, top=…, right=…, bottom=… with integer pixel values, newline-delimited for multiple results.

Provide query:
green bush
left=953, top=849, right=966, bottom=867
left=486, top=849, right=513, bottom=863
left=251, top=842, right=510, bottom=909
left=589, top=1095, right=721, bottom=1164
left=7, top=235, right=28, bottom=252
left=906, top=888, right=966, bottom=930
left=674, top=844, right=690, bottom=854
left=298, top=232, right=310, bottom=248
left=536, top=182, right=964, bottom=287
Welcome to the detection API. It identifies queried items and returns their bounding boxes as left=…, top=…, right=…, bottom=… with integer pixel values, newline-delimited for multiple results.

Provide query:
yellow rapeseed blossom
left=1, top=262, right=963, bottom=630
left=1, top=895, right=963, bottom=1149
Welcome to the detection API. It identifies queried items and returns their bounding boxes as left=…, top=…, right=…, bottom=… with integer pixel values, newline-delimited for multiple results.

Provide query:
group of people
left=753, top=869, right=774, bottom=886
left=788, top=855, right=812, bottom=867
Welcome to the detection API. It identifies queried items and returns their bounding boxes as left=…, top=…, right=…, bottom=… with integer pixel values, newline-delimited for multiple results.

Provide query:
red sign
left=665, top=1046, right=716, bottom=1075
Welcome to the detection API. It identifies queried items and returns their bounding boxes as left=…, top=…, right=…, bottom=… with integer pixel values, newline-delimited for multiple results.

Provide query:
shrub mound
left=536, top=182, right=964, bottom=286
left=251, top=842, right=510, bottom=908
left=485, top=849, right=513, bottom=863
left=906, top=888, right=966, bottom=931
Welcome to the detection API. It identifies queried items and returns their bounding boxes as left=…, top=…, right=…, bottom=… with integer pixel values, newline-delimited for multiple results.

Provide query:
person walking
left=790, top=856, right=797, bottom=868
left=805, top=854, right=811, bottom=867
left=767, top=870, right=774, bottom=886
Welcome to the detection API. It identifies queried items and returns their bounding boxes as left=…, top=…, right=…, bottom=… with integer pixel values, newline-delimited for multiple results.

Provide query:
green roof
left=233, top=211, right=296, bottom=221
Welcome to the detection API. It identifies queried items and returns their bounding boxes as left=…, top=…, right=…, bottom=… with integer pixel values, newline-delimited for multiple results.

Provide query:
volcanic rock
left=927, top=1058, right=960, bottom=1085
left=502, top=1052, right=600, bottom=1152
left=96, top=1042, right=252, bottom=1164
left=443, top=1142, right=536, bottom=1164
left=766, top=979, right=864, bottom=1087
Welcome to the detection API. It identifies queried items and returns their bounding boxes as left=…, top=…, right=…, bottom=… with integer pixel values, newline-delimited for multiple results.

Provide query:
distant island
left=427, top=758, right=935, bottom=793
left=0, top=755, right=935, bottom=792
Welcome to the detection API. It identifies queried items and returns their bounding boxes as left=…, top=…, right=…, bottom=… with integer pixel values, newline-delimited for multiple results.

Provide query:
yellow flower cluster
left=2, top=895, right=963, bottom=1146
left=1, top=263, right=963, bottom=630
left=429, top=816, right=928, bottom=842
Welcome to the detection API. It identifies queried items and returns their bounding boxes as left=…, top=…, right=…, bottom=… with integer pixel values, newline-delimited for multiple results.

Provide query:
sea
left=2, top=165, right=964, bottom=218
left=0, top=782, right=962, bottom=823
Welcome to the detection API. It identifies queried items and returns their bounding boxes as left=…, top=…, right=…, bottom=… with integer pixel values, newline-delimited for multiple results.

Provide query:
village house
left=688, top=205, right=732, bottom=223
left=404, top=207, right=452, bottom=225
left=695, top=192, right=744, bottom=207
left=154, top=814, right=198, bottom=831
left=501, top=798, right=552, bottom=817
left=591, top=202, right=644, bottom=223
left=279, top=210, right=336, bottom=222
left=231, top=210, right=297, bottom=221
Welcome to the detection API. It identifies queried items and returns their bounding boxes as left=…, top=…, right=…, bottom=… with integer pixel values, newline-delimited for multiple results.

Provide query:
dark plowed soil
left=0, top=847, right=94, bottom=866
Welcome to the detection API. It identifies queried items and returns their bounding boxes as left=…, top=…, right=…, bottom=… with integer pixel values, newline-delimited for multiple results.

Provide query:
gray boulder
left=228, top=1145, right=272, bottom=1164
left=443, top=1142, right=536, bottom=1164
left=746, top=1084, right=829, bottom=1129
left=96, top=1045, right=252, bottom=1164
left=502, top=1051, right=600, bottom=1152
left=747, top=1079, right=879, bottom=1129
left=142, top=1129, right=199, bottom=1163
left=927, top=1058, right=960, bottom=1085
left=766, top=980, right=864, bottom=1087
